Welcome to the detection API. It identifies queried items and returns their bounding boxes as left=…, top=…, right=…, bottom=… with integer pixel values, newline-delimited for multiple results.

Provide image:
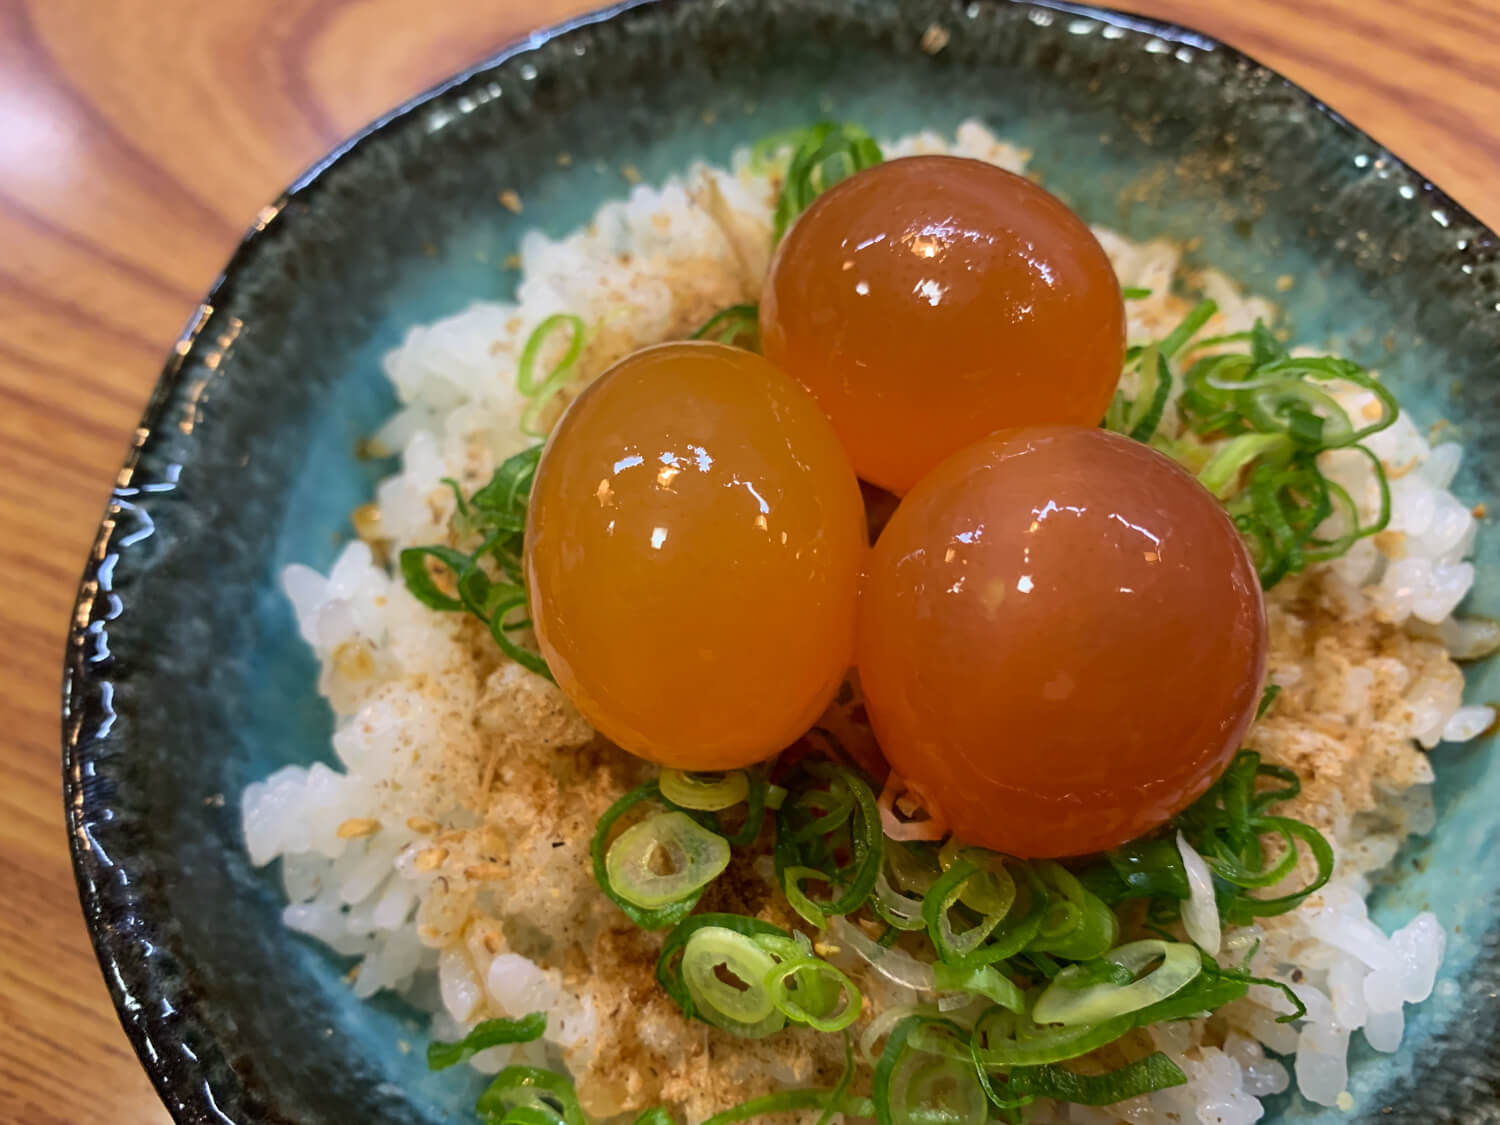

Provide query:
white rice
left=242, top=122, right=1490, bottom=1122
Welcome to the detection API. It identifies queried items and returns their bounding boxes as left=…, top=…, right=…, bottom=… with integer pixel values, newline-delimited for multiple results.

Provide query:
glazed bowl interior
left=65, top=0, right=1500, bottom=1122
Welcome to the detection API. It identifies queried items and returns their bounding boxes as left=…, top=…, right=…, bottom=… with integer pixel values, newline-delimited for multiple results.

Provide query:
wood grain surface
left=0, top=1, right=1496, bottom=1121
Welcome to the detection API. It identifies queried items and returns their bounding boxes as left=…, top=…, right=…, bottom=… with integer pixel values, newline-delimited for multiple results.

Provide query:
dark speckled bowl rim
left=61, top=0, right=1500, bottom=1120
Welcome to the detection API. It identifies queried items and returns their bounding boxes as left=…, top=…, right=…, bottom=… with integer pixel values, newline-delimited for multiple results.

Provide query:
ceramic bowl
left=64, top=0, right=1500, bottom=1121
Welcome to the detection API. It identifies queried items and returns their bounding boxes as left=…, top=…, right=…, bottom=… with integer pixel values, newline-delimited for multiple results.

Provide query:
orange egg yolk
left=856, top=425, right=1267, bottom=858
left=760, top=155, right=1125, bottom=495
left=526, top=341, right=868, bottom=770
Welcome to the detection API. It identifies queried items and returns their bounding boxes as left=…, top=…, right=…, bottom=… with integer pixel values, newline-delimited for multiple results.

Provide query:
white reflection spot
left=650, top=527, right=668, bottom=550
left=742, top=481, right=771, bottom=513
left=915, top=278, right=946, bottom=306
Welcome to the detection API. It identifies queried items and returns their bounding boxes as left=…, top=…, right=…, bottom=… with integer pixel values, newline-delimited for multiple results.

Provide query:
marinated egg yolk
left=526, top=341, right=867, bottom=770
left=760, top=155, right=1125, bottom=495
left=856, top=425, right=1267, bottom=858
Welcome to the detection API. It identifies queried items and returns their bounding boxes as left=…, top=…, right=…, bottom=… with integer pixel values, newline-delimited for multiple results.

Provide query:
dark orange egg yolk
left=760, top=155, right=1125, bottom=495
left=525, top=341, right=868, bottom=771
left=855, top=425, right=1267, bottom=858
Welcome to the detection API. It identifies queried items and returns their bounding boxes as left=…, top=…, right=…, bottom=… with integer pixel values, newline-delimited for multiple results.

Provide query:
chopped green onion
left=400, top=445, right=551, bottom=676
left=886, top=840, right=942, bottom=896
left=1157, top=299, right=1218, bottom=359
left=604, top=811, right=730, bottom=909
left=781, top=776, right=856, bottom=844
left=1032, top=939, right=1202, bottom=1026
left=1028, top=862, right=1119, bottom=961
left=1001, top=1052, right=1187, bottom=1105
left=874, top=1016, right=986, bottom=1125
left=872, top=871, right=927, bottom=931
left=494, top=1108, right=572, bottom=1125
left=772, top=761, right=883, bottom=921
left=1062, top=958, right=1136, bottom=988
left=783, top=865, right=834, bottom=930
left=1257, top=683, right=1282, bottom=719
left=400, top=544, right=475, bottom=614
left=659, top=769, right=750, bottom=812
left=681, top=926, right=786, bottom=1038
left=1218, top=816, right=1334, bottom=922
left=945, top=865, right=1049, bottom=971
left=755, top=930, right=843, bottom=1017
left=591, top=784, right=704, bottom=929
left=691, top=304, right=760, bottom=350
left=468, top=444, right=543, bottom=532
left=1121, top=345, right=1173, bottom=443
left=1121, top=286, right=1152, bottom=299
left=1251, top=319, right=1288, bottom=366
left=667, top=769, right=772, bottom=848
left=937, top=841, right=1017, bottom=916
left=1127, top=965, right=1249, bottom=1023
left=1088, top=837, right=1189, bottom=904
left=475, top=1066, right=588, bottom=1125
left=923, top=857, right=1010, bottom=960
left=1172, top=750, right=1334, bottom=923
left=1195, top=432, right=1290, bottom=499
left=516, top=314, right=587, bottom=437
left=817, top=1034, right=857, bottom=1125
left=766, top=956, right=863, bottom=1032
left=1125, top=303, right=1399, bottom=588
left=629, top=1109, right=678, bottom=1125
left=426, top=1011, right=546, bottom=1070
left=971, top=1004, right=1133, bottom=1069
left=657, top=913, right=789, bottom=1023
left=931, top=963, right=1026, bottom=1013
left=752, top=930, right=815, bottom=964
left=768, top=122, right=883, bottom=241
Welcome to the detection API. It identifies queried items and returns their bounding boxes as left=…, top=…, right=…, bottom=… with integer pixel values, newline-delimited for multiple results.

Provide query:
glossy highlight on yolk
left=761, top=155, right=1125, bottom=495
left=856, top=426, right=1267, bottom=858
left=526, top=341, right=868, bottom=770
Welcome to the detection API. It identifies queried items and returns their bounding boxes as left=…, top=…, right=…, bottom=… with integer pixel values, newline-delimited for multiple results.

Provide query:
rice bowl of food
left=64, top=2, right=1500, bottom=1124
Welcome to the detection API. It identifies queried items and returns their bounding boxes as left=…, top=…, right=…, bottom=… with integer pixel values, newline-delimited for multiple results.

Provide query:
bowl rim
left=60, top=0, right=1499, bottom=1120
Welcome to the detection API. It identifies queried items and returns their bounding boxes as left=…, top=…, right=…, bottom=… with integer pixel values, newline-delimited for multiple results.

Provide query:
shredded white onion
left=831, top=915, right=937, bottom=992
left=876, top=773, right=949, bottom=842
left=937, top=991, right=977, bottom=1013
left=1177, top=831, right=1222, bottom=956
left=873, top=871, right=925, bottom=928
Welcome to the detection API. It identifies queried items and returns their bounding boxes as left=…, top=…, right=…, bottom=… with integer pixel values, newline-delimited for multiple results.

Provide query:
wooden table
left=1, top=1, right=1496, bottom=1121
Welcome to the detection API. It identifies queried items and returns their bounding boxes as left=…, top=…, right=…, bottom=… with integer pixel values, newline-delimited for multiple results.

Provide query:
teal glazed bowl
left=63, top=0, right=1500, bottom=1122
